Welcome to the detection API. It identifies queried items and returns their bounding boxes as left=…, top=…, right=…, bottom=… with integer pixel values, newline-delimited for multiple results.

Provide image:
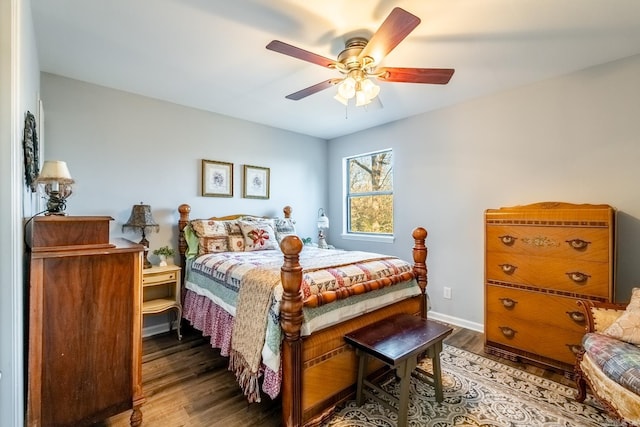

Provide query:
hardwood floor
left=101, top=322, right=576, bottom=426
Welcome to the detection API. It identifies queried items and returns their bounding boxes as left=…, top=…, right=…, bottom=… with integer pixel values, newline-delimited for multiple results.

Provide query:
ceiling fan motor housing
left=337, top=37, right=370, bottom=72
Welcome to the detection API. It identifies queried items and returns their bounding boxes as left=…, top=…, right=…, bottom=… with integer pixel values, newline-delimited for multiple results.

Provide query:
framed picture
left=202, top=159, right=233, bottom=197
left=243, top=165, right=270, bottom=199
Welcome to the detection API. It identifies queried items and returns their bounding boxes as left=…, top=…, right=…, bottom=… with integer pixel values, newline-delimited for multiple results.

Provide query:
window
left=345, top=149, right=393, bottom=235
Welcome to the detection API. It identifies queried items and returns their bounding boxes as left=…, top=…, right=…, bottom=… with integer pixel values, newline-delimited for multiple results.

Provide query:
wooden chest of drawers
left=484, top=202, right=615, bottom=372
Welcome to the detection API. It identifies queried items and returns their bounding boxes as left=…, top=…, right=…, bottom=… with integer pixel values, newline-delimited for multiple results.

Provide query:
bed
left=177, top=204, right=429, bottom=427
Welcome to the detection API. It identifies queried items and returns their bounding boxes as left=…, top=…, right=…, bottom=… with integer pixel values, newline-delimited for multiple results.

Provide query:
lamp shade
left=317, top=208, right=329, bottom=230
left=36, top=160, right=74, bottom=183
left=122, top=203, right=159, bottom=233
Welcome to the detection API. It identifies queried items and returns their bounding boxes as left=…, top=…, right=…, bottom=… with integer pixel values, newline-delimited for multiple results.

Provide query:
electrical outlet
left=443, top=287, right=452, bottom=299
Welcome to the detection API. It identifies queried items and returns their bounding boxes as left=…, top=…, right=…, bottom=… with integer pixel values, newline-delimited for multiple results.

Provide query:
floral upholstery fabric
left=582, top=332, right=640, bottom=395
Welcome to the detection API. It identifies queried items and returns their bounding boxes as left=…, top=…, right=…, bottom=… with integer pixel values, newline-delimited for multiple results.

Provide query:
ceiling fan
left=266, top=7, right=455, bottom=106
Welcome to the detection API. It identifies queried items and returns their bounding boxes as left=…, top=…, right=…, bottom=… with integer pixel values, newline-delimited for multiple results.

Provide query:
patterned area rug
left=323, top=345, right=621, bottom=426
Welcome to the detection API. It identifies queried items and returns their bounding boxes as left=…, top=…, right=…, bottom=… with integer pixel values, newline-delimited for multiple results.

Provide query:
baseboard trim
left=142, top=321, right=174, bottom=338
left=428, top=310, right=484, bottom=333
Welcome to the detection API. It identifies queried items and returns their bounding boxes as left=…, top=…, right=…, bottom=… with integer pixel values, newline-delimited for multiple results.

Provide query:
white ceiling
left=31, top=0, right=640, bottom=140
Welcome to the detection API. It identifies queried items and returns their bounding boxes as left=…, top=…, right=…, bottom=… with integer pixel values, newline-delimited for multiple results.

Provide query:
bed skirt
left=183, top=289, right=282, bottom=399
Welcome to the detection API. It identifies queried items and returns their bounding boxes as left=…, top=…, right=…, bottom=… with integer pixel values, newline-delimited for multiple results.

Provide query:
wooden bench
left=344, top=313, right=453, bottom=427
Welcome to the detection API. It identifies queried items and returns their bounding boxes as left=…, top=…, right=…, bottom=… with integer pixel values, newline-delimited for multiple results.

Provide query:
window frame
left=343, top=148, right=394, bottom=243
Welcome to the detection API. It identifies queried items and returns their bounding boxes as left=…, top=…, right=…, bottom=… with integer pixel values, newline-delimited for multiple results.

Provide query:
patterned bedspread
left=184, top=246, right=417, bottom=401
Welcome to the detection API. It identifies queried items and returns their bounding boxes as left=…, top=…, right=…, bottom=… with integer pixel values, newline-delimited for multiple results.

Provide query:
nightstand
left=142, top=264, right=182, bottom=340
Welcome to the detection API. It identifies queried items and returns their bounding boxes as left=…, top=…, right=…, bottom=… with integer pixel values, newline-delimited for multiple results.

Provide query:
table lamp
left=122, top=202, right=159, bottom=268
left=317, top=208, right=329, bottom=249
left=35, top=160, right=74, bottom=215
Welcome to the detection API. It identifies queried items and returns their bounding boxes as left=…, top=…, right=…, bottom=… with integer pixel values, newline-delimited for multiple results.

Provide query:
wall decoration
left=23, top=111, right=40, bottom=192
left=202, top=159, right=233, bottom=197
left=243, top=165, right=270, bottom=199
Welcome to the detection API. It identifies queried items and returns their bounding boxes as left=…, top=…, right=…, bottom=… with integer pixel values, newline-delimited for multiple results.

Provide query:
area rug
left=323, top=345, right=622, bottom=426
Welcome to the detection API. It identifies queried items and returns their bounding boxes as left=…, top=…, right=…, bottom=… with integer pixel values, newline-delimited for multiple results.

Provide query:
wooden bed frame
left=177, top=204, right=429, bottom=427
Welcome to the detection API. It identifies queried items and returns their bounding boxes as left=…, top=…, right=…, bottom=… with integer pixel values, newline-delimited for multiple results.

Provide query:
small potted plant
left=153, top=245, right=175, bottom=267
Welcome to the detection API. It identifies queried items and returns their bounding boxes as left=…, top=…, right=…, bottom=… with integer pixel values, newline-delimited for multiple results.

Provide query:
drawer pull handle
left=498, top=235, right=517, bottom=246
left=499, top=264, right=517, bottom=274
left=566, top=311, right=586, bottom=323
left=566, top=271, right=590, bottom=283
left=566, top=344, right=583, bottom=355
left=499, top=326, right=517, bottom=338
left=499, top=297, right=517, bottom=308
left=566, top=239, right=591, bottom=250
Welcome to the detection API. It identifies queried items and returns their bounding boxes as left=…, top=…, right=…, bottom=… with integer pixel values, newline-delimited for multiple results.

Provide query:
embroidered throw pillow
left=274, top=217, right=297, bottom=243
left=238, top=220, right=278, bottom=251
left=190, top=219, right=245, bottom=254
left=602, top=287, right=640, bottom=345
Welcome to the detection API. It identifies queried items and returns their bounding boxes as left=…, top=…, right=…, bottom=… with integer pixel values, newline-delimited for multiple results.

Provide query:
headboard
left=177, top=204, right=292, bottom=273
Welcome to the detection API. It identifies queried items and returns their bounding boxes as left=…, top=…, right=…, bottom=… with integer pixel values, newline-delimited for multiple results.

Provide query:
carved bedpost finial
left=283, top=205, right=292, bottom=219
left=178, top=204, right=192, bottom=273
left=178, top=204, right=191, bottom=222
left=412, top=227, right=428, bottom=316
left=280, top=235, right=304, bottom=341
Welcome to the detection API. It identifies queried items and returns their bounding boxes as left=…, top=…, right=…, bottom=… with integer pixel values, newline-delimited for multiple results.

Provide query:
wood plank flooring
left=101, top=323, right=576, bottom=426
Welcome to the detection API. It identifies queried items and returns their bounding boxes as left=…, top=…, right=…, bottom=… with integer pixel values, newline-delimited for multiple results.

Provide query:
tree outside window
left=346, top=149, right=393, bottom=234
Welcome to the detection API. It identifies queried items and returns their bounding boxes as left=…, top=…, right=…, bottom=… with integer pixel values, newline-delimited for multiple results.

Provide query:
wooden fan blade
left=266, top=40, right=336, bottom=68
left=377, top=67, right=455, bottom=84
left=285, top=79, right=342, bottom=100
left=358, top=7, right=421, bottom=64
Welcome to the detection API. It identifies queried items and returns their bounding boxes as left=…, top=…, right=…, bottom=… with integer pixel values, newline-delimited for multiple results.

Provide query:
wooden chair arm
left=577, top=299, right=627, bottom=333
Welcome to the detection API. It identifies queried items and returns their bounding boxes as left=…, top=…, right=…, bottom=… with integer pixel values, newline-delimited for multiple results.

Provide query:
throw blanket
left=229, top=266, right=281, bottom=403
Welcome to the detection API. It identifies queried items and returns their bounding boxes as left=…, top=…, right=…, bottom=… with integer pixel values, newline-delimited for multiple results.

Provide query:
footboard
left=279, top=227, right=428, bottom=427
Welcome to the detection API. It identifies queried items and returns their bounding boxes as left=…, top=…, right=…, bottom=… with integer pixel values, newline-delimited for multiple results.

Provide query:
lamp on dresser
left=123, top=202, right=159, bottom=268
left=35, top=160, right=74, bottom=215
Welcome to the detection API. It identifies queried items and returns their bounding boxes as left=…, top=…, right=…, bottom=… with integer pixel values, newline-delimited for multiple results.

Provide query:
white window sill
left=340, top=233, right=395, bottom=244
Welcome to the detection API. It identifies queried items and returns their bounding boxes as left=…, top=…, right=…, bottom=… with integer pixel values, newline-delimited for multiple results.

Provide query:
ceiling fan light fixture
left=337, top=76, right=356, bottom=99
left=337, top=76, right=379, bottom=107
left=334, top=92, right=349, bottom=106
left=361, top=78, right=380, bottom=99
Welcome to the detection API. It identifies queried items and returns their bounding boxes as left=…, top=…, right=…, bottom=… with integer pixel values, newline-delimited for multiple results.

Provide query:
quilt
left=185, top=246, right=417, bottom=401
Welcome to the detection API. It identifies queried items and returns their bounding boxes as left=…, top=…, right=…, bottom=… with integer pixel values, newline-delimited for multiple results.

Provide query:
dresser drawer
left=143, top=270, right=178, bottom=285
left=485, top=285, right=586, bottom=331
left=485, top=312, right=584, bottom=365
left=486, top=225, right=610, bottom=262
left=486, top=252, right=611, bottom=298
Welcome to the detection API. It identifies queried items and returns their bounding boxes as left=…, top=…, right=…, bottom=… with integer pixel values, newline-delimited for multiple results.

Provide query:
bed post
left=178, top=204, right=191, bottom=278
left=412, top=227, right=428, bottom=318
left=279, top=235, right=304, bottom=427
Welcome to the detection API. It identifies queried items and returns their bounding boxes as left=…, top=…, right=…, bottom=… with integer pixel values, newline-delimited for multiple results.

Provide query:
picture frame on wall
left=202, top=159, right=233, bottom=197
left=243, top=165, right=270, bottom=199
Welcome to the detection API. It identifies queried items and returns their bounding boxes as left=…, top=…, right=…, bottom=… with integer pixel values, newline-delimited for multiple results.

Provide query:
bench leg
left=396, top=357, right=417, bottom=427
left=355, top=350, right=367, bottom=406
left=431, top=341, right=445, bottom=403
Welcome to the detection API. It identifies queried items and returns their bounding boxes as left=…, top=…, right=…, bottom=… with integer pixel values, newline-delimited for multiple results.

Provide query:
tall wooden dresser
left=26, top=216, right=145, bottom=426
left=484, top=202, right=615, bottom=373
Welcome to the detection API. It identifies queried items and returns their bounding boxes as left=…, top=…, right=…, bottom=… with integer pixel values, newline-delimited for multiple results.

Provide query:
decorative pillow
left=238, top=220, right=278, bottom=251
left=274, top=217, right=297, bottom=243
left=190, top=219, right=245, bottom=254
left=603, top=288, right=640, bottom=345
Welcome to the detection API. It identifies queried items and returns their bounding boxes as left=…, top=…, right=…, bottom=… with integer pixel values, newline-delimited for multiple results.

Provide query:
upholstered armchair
left=575, top=288, right=640, bottom=426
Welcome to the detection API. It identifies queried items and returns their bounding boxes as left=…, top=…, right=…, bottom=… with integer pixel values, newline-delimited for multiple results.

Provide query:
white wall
left=1, top=0, right=40, bottom=425
left=40, top=73, right=328, bottom=258
left=328, top=54, right=640, bottom=328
